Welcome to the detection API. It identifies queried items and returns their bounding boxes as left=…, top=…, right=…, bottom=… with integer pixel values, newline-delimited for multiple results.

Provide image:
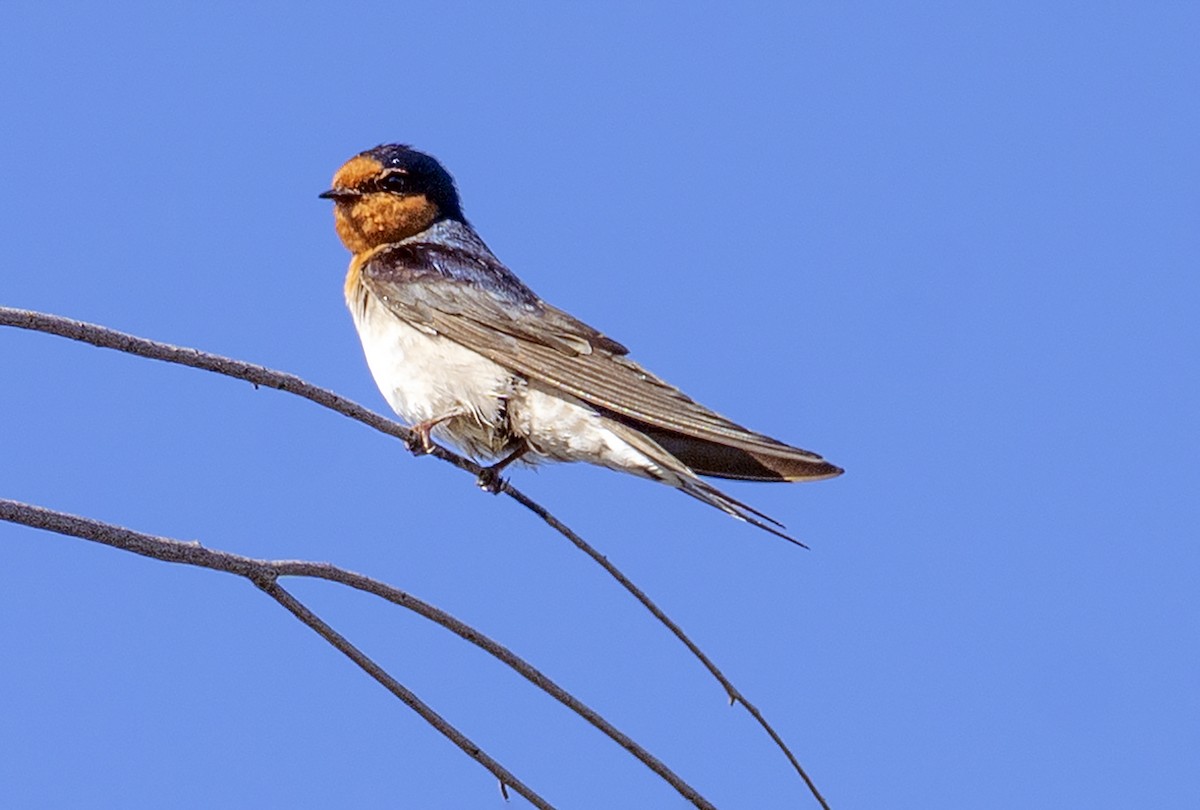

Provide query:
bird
left=321, top=144, right=841, bottom=544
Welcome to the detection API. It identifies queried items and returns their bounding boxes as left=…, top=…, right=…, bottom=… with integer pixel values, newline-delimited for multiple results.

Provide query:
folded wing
left=362, top=250, right=842, bottom=483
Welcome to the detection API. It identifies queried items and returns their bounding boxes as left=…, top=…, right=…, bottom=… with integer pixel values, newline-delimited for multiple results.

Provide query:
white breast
left=349, top=285, right=662, bottom=479
left=350, top=291, right=515, bottom=456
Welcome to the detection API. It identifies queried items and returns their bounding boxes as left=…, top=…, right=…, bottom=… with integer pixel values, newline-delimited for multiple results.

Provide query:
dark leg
left=476, top=440, right=530, bottom=493
left=406, top=410, right=463, bottom=455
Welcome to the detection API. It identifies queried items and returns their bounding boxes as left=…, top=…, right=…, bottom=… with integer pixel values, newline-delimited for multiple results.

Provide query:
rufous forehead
left=331, top=155, right=385, bottom=190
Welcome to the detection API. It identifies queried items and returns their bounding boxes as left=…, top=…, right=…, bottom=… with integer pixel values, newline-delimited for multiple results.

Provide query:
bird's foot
left=475, top=441, right=529, bottom=494
left=405, top=411, right=464, bottom=456
left=476, top=467, right=505, bottom=494
left=405, top=423, right=436, bottom=456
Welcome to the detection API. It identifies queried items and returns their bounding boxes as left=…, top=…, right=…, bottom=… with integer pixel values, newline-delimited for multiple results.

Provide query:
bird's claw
left=474, top=441, right=528, bottom=493
left=405, top=424, right=437, bottom=456
left=476, top=467, right=505, bottom=494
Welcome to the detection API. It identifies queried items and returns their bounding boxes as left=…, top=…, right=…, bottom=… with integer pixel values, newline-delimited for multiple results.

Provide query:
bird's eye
left=377, top=172, right=411, bottom=193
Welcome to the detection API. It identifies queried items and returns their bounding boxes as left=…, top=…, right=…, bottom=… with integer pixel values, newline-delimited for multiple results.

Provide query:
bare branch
left=0, top=498, right=720, bottom=810
left=502, top=489, right=832, bottom=809
left=0, top=307, right=474, bottom=474
left=260, top=581, right=553, bottom=809
left=1, top=306, right=829, bottom=808
left=266, top=560, right=718, bottom=808
left=0, top=499, right=554, bottom=809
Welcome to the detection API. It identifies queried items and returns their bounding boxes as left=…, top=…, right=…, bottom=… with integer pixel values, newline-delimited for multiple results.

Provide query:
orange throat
left=332, top=193, right=440, bottom=254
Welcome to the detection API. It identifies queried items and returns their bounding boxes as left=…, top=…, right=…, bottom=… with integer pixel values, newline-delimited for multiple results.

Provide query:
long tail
left=676, top=476, right=806, bottom=547
left=607, top=422, right=806, bottom=547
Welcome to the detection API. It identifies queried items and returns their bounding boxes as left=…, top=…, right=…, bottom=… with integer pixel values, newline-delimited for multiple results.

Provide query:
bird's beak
left=319, top=187, right=360, bottom=201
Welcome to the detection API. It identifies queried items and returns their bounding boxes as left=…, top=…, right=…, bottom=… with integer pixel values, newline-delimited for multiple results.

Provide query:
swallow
left=321, top=144, right=841, bottom=543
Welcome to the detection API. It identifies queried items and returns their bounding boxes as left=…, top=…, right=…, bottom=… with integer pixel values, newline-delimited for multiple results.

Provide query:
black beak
left=318, top=187, right=359, bottom=201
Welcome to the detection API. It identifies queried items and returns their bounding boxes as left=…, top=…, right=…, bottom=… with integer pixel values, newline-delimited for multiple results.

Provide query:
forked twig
left=261, top=583, right=548, bottom=806
left=0, top=306, right=830, bottom=809
left=0, top=499, right=717, bottom=810
left=0, top=500, right=554, bottom=810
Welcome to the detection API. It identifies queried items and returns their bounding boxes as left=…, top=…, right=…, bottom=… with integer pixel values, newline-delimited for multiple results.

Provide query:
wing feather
left=362, top=254, right=841, bottom=482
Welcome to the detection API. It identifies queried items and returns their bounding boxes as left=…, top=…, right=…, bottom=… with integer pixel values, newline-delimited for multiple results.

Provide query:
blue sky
left=1, top=3, right=1197, bottom=808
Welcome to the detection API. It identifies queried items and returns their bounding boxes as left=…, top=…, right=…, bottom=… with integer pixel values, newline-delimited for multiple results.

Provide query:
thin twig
left=1, top=306, right=829, bottom=808
left=0, top=307, right=473, bottom=474
left=502, top=488, right=831, bottom=809
left=0, top=499, right=554, bottom=810
left=266, top=560, right=716, bottom=808
left=1, top=499, right=724, bottom=809
left=260, top=580, right=553, bottom=809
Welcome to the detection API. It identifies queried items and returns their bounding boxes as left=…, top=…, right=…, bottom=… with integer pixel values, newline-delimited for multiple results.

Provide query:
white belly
left=350, top=288, right=661, bottom=479
left=350, top=293, right=515, bottom=457
left=508, top=381, right=662, bottom=479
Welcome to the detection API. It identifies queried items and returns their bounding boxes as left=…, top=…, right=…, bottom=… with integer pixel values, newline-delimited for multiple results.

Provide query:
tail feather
left=625, top=426, right=843, bottom=483
left=676, top=477, right=807, bottom=548
left=605, top=421, right=807, bottom=546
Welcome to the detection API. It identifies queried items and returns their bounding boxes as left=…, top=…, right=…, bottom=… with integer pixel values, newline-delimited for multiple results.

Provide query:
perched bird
left=321, top=144, right=841, bottom=543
